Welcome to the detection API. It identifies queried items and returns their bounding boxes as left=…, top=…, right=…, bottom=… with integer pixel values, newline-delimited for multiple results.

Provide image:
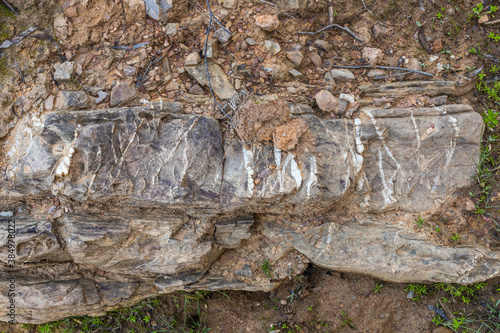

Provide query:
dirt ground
left=2, top=0, right=500, bottom=331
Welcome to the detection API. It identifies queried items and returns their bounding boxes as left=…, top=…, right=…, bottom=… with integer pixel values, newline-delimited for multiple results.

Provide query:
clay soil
left=2, top=0, right=500, bottom=332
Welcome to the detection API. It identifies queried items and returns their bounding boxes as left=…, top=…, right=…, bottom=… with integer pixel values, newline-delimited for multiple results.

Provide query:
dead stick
left=204, top=0, right=233, bottom=122
left=297, top=23, right=363, bottom=42
left=332, top=64, right=433, bottom=77
left=258, top=0, right=278, bottom=7
left=13, top=57, right=24, bottom=83
left=362, top=0, right=374, bottom=16
left=120, top=0, right=127, bottom=34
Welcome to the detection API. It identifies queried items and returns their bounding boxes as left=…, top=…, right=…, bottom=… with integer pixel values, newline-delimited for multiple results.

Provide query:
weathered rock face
left=0, top=100, right=488, bottom=323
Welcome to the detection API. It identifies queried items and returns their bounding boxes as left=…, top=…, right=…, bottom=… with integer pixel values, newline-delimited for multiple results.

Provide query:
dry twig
left=204, top=0, right=233, bottom=121
left=332, top=64, right=433, bottom=77
left=13, top=57, right=24, bottom=83
left=297, top=23, right=363, bottom=42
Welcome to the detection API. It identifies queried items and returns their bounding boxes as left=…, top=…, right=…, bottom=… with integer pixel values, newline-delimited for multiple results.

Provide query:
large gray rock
left=143, top=0, right=172, bottom=21
left=0, top=97, right=489, bottom=323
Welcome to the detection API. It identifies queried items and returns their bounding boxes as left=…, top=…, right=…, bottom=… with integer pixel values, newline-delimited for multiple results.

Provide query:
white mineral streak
left=378, top=148, right=396, bottom=204
left=289, top=155, right=302, bottom=189
left=410, top=112, right=421, bottom=166
left=243, top=146, right=255, bottom=195
left=354, top=118, right=364, bottom=154
left=305, top=155, right=318, bottom=199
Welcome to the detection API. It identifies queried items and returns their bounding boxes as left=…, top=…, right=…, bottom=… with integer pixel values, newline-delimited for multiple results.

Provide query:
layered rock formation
left=0, top=99, right=488, bottom=323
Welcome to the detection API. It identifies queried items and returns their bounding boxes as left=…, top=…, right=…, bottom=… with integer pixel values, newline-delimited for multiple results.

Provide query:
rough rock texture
left=0, top=98, right=488, bottom=323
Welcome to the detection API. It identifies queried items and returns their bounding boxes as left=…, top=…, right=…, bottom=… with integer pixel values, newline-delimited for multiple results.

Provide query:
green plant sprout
left=260, top=258, right=272, bottom=278
left=416, top=214, right=425, bottom=228
left=450, top=233, right=460, bottom=244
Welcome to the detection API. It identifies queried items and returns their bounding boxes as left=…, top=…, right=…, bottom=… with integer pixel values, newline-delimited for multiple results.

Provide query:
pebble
left=44, top=95, right=55, bottom=111
left=362, top=47, right=383, bottom=66
left=124, top=65, right=137, bottom=76
left=313, top=40, right=332, bottom=51
left=340, top=93, right=355, bottom=104
left=286, top=50, right=303, bottom=66
left=315, top=90, right=338, bottom=112
left=429, top=95, right=447, bottom=106
left=110, top=81, right=137, bottom=106
left=371, top=21, right=391, bottom=39
left=367, top=69, right=386, bottom=78
left=165, top=23, right=179, bottom=36
left=310, top=51, right=322, bottom=67
left=264, top=40, right=281, bottom=55
left=53, top=61, right=75, bottom=81
left=54, top=91, right=89, bottom=110
left=330, top=69, right=355, bottom=82
left=289, top=69, right=303, bottom=78
left=188, top=84, right=205, bottom=95
left=255, top=15, right=280, bottom=32
left=215, top=28, right=231, bottom=43
left=246, top=38, right=256, bottom=46
left=95, top=91, right=108, bottom=104
left=185, top=52, right=201, bottom=66
left=280, top=300, right=287, bottom=305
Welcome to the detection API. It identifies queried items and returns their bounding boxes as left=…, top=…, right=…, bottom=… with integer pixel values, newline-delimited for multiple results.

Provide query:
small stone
left=203, top=39, right=219, bottom=59
left=185, top=52, right=201, bottom=66
left=165, top=23, right=179, bottom=36
left=246, top=38, right=256, bottom=46
left=12, top=96, right=32, bottom=116
left=313, top=40, right=332, bottom=51
left=255, top=15, right=280, bottom=32
left=429, top=95, right=447, bottom=106
left=44, top=95, right=55, bottom=111
left=330, top=69, right=355, bottom=82
left=478, top=14, right=489, bottom=24
left=95, top=91, right=108, bottom=104
left=124, top=65, right=137, bottom=77
left=65, top=6, right=78, bottom=18
left=223, top=0, right=237, bottom=9
left=235, top=264, right=252, bottom=277
left=310, top=51, right=322, bottom=67
left=189, top=84, right=205, bottom=95
left=110, top=81, right=137, bottom=106
left=289, top=69, right=303, bottom=78
left=280, top=300, right=287, bottom=305
left=165, top=80, right=179, bottom=92
left=215, top=28, right=231, bottom=43
left=362, top=47, right=383, bottom=66
left=465, top=199, right=475, bottom=211
left=290, top=104, right=313, bottom=115
left=54, top=91, right=89, bottom=110
left=286, top=50, right=303, bottom=66
left=287, top=87, right=297, bottom=93
left=336, top=99, right=348, bottom=115
left=241, top=41, right=248, bottom=50
left=264, top=40, right=281, bottom=55
left=315, top=90, right=338, bottom=112
left=339, top=93, right=355, bottom=104
left=367, top=69, right=386, bottom=78
left=371, top=21, right=391, bottom=39
left=53, top=61, right=75, bottom=81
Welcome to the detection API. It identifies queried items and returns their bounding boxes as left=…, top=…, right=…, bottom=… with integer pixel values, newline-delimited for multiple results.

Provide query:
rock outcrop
left=0, top=99, right=488, bottom=323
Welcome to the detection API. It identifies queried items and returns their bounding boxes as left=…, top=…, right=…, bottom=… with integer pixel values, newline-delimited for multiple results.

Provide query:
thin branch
left=362, top=0, right=374, bottom=16
left=332, top=64, right=433, bottom=77
left=373, top=72, right=412, bottom=80
left=13, top=57, right=24, bottom=83
left=120, top=0, right=127, bottom=34
left=258, top=0, right=277, bottom=6
left=1, top=0, right=18, bottom=15
left=297, top=23, right=363, bottom=42
left=484, top=76, right=500, bottom=84
left=204, top=0, right=232, bottom=122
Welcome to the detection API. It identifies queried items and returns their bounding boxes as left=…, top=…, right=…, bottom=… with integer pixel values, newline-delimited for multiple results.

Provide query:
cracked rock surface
left=0, top=100, right=487, bottom=323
